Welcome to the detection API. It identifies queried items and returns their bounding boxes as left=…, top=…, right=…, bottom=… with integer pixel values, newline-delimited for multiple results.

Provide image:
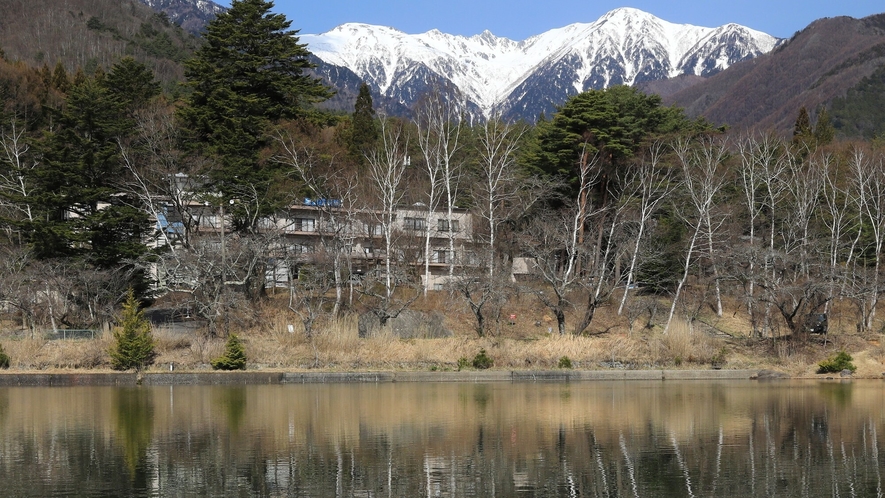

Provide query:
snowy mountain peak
left=597, top=6, right=661, bottom=26
left=302, top=8, right=781, bottom=121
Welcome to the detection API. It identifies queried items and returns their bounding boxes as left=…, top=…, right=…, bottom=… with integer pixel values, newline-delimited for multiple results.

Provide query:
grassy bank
left=1, top=294, right=884, bottom=378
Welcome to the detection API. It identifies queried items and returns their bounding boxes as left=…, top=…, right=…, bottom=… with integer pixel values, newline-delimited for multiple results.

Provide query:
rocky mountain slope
left=136, top=0, right=226, bottom=34
left=663, top=13, right=885, bottom=134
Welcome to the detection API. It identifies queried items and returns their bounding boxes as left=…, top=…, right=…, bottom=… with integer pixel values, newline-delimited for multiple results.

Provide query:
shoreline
left=0, top=368, right=842, bottom=386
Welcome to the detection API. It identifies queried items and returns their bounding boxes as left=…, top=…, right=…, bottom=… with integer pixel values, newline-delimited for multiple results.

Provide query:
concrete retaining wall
left=0, top=373, right=137, bottom=387
left=0, top=369, right=760, bottom=386
left=141, top=372, right=287, bottom=385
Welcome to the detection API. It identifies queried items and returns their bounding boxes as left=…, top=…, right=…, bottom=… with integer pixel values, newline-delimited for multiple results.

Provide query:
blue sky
left=217, top=1, right=884, bottom=40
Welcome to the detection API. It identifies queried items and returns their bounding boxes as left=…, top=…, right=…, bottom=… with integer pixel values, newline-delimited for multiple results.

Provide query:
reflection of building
left=150, top=199, right=474, bottom=292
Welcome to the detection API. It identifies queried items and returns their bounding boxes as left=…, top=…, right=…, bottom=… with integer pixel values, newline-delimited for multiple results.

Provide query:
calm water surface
left=0, top=380, right=883, bottom=497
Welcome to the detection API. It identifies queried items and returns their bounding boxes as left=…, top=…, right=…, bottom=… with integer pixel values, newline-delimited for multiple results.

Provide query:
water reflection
left=0, top=380, right=882, bottom=497
left=115, top=387, right=154, bottom=486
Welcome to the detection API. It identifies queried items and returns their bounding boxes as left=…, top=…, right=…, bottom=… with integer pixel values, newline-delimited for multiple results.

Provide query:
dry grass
left=870, top=338, right=885, bottom=364
left=1, top=292, right=884, bottom=376
left=3, top=335, right=110, bottom=370
left=657, top=320, right=719, bottom=365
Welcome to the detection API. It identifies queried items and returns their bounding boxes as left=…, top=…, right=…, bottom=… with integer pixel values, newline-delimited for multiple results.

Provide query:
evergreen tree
left=109, top=289, right=156, bottom=371
left=71, top=67, right=87, bottom=86
left=104, top=57, right=160, bottom=115
left=813, top=107, right=835, bottom=146
left=792, top=106, right=813, bottom=148
left=51, top=61, right=69, bottom=93
left=38, top=64, right=52, bottom=88
left=28, top=78, right=150, bottom=270
left=211, top=333, right=247, bottom=370
left=180, top=0, right=332, bottom=229
left=536, top=85, right=699, bottom=198
left=348, top=81, right=378, bottom=162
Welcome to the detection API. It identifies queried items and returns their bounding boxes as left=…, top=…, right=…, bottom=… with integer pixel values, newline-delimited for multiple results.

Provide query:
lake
left=0, top=380, right=883, bottom=497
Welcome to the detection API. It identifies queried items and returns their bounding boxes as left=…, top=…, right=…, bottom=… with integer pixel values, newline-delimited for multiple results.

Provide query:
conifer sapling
left=211, top=334, right=247, bottom=370
left=109, top=289, right=156, bottom=371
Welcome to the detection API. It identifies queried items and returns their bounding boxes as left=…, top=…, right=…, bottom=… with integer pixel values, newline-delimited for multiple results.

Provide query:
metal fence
left=43, top=329, right=98, bottom=340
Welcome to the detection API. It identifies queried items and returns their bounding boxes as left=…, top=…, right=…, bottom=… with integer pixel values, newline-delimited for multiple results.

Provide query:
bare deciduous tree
left=818, top=153, right=850, bottom=313
left=120, top=102, right=204, bottom=252
left=846, top=148, right=885, bottom=332
left=274, top=127, right=361, bottom=315
left=666, top=137, right=728, bottom=333
left=617, top=141, right=677, bottom=316
left=286, top=252, right=336, bottom=366
left=414, top=88, right=465, bottom=286
left=783, top=148, right=824, bottom=280
left=522, top=149, right=600, bottom=335
left=362, top=117, right=419, bottom=326
left=0, top=117, right=37, bottom=242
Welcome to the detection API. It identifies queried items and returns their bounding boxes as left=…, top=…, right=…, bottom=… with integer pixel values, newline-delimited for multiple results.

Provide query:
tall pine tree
left=813, top=107, right=835, bottom=147
left=348, top=81, right=378, bottom=163
left=536, top=85, right=699, bottom=200
left=180, top=0, right=332, bottom=230
left=28, top=77, right=150, bottom=270
left=792, top=106, right=813, bottom=148
left=105, top=57, right=161, bottom=116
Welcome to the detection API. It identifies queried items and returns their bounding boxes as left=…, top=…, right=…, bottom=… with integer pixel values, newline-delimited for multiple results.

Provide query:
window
left=403, top=217, right=426, bottom=231
left=292, top=218, right=316, bottom=232
left=433, top=283, right=444, bottom=291
left=258, top=218, right=278, bottom=230
left=438, top=218, right=459, bottom=232
left=202, top=215, right=220, bottom=229
left=368, top=223, right=383, bottom=236
left=433, top=250, right=454, bottom=264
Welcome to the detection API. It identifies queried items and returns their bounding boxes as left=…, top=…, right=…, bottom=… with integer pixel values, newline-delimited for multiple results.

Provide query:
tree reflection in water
left=0, top=381, right=882, bottom=497
left=114, top=387, right=154, bottom=486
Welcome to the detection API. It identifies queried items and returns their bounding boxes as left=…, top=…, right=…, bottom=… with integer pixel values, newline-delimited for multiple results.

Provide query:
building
left=150, top=197, right=475, bottom=292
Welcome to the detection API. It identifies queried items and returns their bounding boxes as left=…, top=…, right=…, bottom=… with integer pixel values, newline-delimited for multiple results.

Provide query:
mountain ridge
left=663, top=13, right=885, bottom=134
left=136, top=0, right=226, bottom=34
left=301, top=8, right=781, bottom=120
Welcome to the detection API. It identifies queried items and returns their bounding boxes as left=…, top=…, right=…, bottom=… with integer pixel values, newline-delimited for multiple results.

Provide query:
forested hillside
left=0, top=0, right=199, bottom=88
left=830, top=63, right=885, bottom=139
left=664, top=13, right=885, bottom=136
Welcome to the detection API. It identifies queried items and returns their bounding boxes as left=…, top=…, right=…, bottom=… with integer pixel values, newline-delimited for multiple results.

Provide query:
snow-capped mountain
left=301, top=8, right=781, bottom=121
left=137, top=0, right=226, bottom=34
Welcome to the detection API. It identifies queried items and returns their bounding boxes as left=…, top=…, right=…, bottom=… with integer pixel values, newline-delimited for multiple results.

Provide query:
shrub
left=109, top=289, right=156, bottom=371
left=558, top=356, right=573, bottom=369
left=472, top=349, right=493, bottom=370
left=0, top=342, right=9, bottom=369
left=817, top=351, right=856, bottom=374
left=211, top=334, right=247, bottom=370
left=711, top=347, right=728, bottom=368
left=457, top=357, right=470, bottom=371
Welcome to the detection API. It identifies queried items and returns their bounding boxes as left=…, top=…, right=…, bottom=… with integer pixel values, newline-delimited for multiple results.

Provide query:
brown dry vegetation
left=667, top=14, right=885, bottom=134
left=2, top=290, right=883, bottom=378
left=0, top=0, right=199, bottom=86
